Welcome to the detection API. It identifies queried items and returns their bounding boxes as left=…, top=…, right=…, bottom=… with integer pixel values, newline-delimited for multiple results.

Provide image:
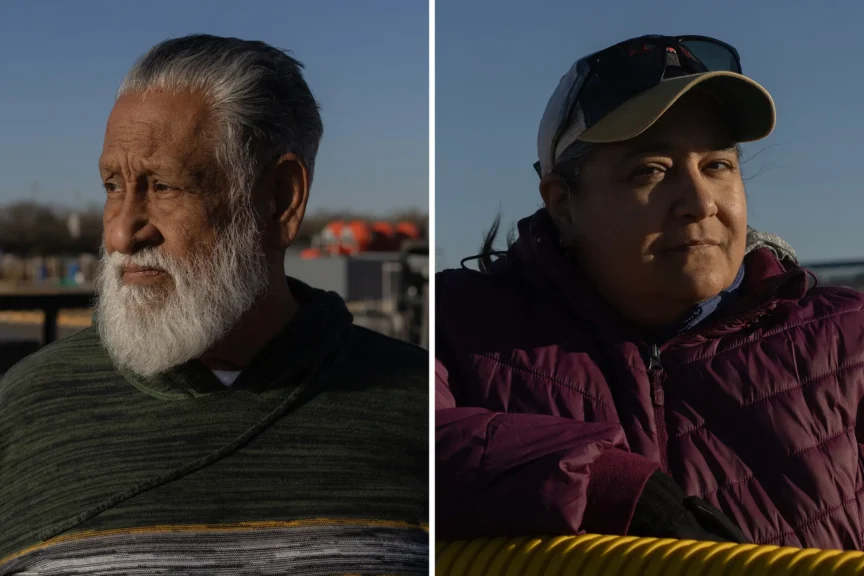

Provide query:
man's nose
left=106, top=192, right=162, bottom=254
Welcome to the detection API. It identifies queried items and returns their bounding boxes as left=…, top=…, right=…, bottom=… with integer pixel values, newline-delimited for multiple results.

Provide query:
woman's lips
left=663, top=239, right=721, bottom=251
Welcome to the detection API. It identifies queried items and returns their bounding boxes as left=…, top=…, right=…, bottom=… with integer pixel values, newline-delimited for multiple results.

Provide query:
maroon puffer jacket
left=436, top=209, right=864, bottom=550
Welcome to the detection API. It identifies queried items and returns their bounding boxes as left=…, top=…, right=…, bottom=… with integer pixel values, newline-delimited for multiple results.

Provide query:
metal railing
left=804, top=259, right=864, bottom=271
left=437, top=535, right=864, bottom=575
left=0, top=281, right=427, bottom=349
left=348, top=288, right=428, bottom=348
left=0, top=289, right=94, bottom=345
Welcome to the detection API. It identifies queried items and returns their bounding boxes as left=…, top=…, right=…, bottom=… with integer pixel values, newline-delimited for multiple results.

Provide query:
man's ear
left=270, top=153, right=310, bottom=249
left=539, top=173, right=573, bottom=230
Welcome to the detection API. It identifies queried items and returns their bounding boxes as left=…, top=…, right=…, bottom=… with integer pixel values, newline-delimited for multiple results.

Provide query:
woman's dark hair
left=473, top=213, right=516, bottom=272
left=472, top=142, right=597, bottom=272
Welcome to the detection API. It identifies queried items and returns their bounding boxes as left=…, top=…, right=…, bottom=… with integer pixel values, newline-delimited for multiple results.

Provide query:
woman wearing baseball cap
left=436, top=35, right=864, bottom=549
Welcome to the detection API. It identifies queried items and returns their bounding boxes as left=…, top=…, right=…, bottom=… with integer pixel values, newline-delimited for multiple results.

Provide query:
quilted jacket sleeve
left=436, top=357, right=658, bottom=540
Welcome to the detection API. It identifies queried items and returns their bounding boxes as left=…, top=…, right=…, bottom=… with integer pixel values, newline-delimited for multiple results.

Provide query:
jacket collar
left=508, top=209, right=808, bottom=341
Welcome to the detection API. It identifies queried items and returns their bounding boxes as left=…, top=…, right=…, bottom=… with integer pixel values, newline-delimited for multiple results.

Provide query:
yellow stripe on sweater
left=2, top=518, right=429, bottom=565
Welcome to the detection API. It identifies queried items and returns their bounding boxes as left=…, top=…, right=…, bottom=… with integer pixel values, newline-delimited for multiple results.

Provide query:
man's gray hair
left=118, top=34, right=323, bottom=198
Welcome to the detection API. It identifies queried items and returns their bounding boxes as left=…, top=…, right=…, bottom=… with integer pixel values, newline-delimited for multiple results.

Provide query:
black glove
left=628, top=470, right=748, bottom=543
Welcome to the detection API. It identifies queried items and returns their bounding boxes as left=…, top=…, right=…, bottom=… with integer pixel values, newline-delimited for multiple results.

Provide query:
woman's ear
left=270, top=153, right=310, bottom=249
left=539, top=173, right=573, bottom=230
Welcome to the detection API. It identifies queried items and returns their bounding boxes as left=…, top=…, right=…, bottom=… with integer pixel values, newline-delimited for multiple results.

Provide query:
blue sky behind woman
left=436, top=0, right=864, bottom=269
left=0, top=0, right=428, bottom=215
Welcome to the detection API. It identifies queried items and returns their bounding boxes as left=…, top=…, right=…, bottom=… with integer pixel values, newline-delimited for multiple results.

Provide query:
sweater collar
left=111, top=277, right=353, bottom=400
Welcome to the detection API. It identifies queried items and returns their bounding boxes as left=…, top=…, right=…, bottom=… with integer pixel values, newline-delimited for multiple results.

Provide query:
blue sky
left=436, top=0, right=864, bottom=269
left=0, top=0, right=428, bottom=215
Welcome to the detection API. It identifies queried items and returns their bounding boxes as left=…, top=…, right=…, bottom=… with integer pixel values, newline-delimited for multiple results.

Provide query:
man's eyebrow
left=96, top=157, right=196, bottom=177
left=149, top=159, right=186, bottom=175
left=98, top=158, right=117, bottom=173
left=187, top=167, right=209, bottom=185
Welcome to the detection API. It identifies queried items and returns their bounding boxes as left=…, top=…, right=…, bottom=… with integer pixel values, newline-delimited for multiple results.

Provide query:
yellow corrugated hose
left=435, top=535, right=864, bottom=575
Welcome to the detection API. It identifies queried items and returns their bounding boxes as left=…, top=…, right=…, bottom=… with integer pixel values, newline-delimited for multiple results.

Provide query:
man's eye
left=153, top=182, right=174, bottom=192
left=104, top=182, right=121, bottom=193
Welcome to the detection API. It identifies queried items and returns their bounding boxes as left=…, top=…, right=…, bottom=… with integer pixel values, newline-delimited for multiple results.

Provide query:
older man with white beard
left=0, top=35, right=428, bottom=575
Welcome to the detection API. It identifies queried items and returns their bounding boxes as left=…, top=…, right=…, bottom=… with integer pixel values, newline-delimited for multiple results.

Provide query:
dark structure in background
left=805, top=260, right=864, bottom=291
left=0, top=200, right=429, bottom=376
left=398, top=241, right=429, bottom=347
left=0, top=242, right=429, bottom=374
left=283, top=242, right=429, bottom=347
left=0, top=254, right=855, bottom=375
left=0, top=201, right=428, bottom=259
left=0, top=289, right=93, bottom=346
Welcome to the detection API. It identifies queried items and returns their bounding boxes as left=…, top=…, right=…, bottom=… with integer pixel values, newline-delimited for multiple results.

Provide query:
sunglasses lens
left=679, top=40, right=741, bottom=73
left=599, top=42, right=665, bottom=96
left=547, top=36, right=743, bottom=172
left=581, top=42, right=664, bottom=125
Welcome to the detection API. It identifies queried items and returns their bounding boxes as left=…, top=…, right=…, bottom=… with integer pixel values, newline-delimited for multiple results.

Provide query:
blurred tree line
left=0, top=201, right=428, bottom=256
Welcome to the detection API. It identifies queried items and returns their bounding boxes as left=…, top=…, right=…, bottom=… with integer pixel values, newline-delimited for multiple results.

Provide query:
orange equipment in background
left=300, top=219, right=422, bottom=259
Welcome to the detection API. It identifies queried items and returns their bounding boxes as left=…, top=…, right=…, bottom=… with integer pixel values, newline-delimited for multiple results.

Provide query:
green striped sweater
left=0, top=280, right=428, bottom=575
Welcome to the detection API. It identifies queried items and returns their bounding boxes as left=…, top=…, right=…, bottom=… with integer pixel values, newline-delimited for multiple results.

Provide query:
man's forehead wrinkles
left=100, top=144, right=209, bottom=180
left=105, top=134, right=160, bottom=159
left=103, top=129, right=172, bottom=169
left=99, top=89, right=221, bottom=190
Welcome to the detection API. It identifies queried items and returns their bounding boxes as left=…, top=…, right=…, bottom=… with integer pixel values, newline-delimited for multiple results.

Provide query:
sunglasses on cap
left=534, top=35, right=743, bottom=177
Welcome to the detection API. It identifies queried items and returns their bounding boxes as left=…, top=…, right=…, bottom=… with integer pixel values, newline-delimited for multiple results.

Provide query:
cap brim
left=578, top=71, right=776, bottom=144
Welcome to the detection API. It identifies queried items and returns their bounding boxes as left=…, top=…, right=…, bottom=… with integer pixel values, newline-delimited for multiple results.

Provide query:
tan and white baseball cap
left=536, top=36, right=776, bottom=177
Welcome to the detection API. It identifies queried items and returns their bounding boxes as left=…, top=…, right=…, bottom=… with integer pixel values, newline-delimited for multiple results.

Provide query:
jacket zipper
left=646, top=343, right=668, bottom=472
left=642, top=298, right=778, bottom=473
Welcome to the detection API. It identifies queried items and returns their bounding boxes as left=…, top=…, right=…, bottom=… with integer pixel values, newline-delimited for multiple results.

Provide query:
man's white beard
left=94, top=205, right=270, bottom=377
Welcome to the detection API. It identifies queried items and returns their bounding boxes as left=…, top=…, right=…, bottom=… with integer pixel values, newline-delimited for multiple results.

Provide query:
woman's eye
left=705, top=161, right=733, bottom=171
left=705, top=160, right=733, bottom=172
left=631, top=165, right=665, bottom=178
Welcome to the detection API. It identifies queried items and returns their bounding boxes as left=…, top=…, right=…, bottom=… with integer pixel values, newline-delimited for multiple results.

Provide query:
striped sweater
left=0, top=280, right=428, bottom=575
